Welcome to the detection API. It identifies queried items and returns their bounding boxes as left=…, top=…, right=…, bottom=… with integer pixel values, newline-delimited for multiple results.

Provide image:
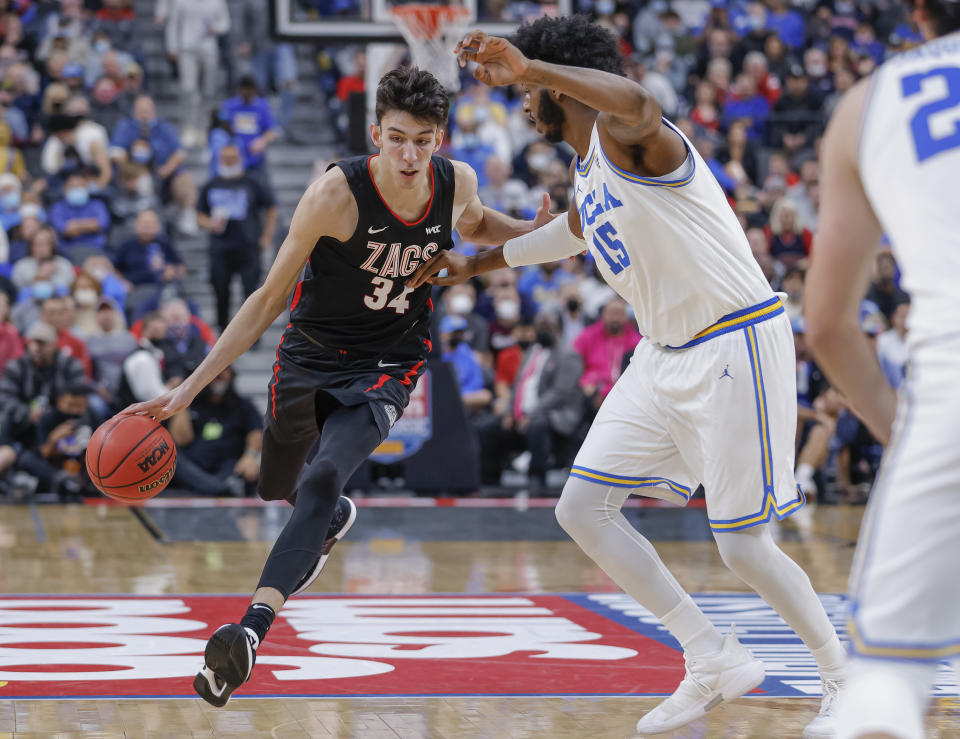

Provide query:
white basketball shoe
left=802, top=677, right=843, bottom=738
left=635, top=629, right=765, bottom=735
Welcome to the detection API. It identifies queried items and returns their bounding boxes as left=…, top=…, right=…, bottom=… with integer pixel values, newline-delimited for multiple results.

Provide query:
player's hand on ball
left=120, top=383, right=195, bottom=422
left=407, top=250, right=474, bottom=289
left=456, top=31, right=530, bottom=86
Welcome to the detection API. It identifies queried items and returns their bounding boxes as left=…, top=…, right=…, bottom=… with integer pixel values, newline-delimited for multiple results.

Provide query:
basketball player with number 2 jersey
left=411, top=17, right=846, bottom=737
left=806, top=0, right=960, bottom=736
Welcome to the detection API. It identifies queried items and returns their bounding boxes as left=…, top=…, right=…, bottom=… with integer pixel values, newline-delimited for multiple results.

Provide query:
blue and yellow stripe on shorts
left=707, top=323, right=805, bottom=531
left=569, top=465, right=692, bottom=501
left=666, top=296, right=784, bottom=350
left=847, top=602, right=960, bottom=662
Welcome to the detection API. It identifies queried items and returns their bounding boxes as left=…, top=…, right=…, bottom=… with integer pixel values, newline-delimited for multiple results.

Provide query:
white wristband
left=503, top=214, right=587, bottom=268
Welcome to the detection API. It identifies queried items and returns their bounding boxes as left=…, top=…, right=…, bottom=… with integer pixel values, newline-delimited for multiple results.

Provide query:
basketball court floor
left=2, top=497, right=959, bottom=738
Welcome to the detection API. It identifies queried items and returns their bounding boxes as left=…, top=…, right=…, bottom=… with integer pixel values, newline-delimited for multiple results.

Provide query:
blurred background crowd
left=0, top=0, right=914, bottom=504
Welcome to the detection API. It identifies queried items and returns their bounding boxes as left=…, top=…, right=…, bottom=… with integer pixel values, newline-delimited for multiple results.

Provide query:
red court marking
left=0, top=595, right=684, bottom=698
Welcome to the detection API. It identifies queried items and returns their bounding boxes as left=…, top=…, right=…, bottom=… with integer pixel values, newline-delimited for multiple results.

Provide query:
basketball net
left=391, top=4, right=471, bottom=92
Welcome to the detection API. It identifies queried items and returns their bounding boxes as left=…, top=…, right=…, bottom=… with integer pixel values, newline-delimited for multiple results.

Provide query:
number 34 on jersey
left=361, top=240, right=439, bottom=315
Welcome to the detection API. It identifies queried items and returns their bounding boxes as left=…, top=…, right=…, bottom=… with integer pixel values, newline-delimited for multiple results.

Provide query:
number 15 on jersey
left=592, top=222, right=631, bottom=275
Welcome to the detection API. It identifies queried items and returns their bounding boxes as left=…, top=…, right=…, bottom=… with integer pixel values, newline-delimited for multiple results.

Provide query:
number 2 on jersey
left=592, top=222, right=631, bottom=275
left=364, top=276, right=412, bottom=314
left=901, top=66, right=960, bottom=163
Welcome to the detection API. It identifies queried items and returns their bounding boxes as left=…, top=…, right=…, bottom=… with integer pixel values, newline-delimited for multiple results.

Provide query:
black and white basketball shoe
left=193, top=623, right=257, bottom=707
left=290, top=495, right=357, bottom=596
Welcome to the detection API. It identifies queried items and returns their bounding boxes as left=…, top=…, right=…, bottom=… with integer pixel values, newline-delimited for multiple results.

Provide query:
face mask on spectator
left=528, top=152, right=553, bottom=172
left=1, top=191, right=19, bottom=210
left=209, top=380, right=229, bottom=397
left=595, top=0, right=615, bottom=14
left=94, top=39, right=110, bottom=54
left=448, top=335, right=464, bottom=349
left=66, top=187, right=89, bottom=207
left=566, top=298, right=581, bottom=313
left=88, top=265, right=109, bottom=282
left=449, top=293, right=474, bottom=315
left=219, top=163, right=244, bottom=179
left=33, top=281, right=54, bottom=300
left=516, top=337, right=533, bottom=350
left=131, top=146, right=151, bottom=164
left=460, top=132, right=480, bottom=148
left=806, top=62, right=827, bottom=77
left=495, top=299, right=520, bottom=321
left=75, top=288, right=97, bottom=307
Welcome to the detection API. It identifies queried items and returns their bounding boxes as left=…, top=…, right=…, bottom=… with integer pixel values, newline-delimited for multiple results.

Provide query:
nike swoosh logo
left=368, top=226, right=388, bottom=234
left=378, top=360, right=402, bottom=368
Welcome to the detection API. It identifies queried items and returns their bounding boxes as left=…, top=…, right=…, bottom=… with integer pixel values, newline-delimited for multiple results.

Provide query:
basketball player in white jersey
left=409, top=16, right=845, bottom=736
left=805, top=0, right=960, bottom=736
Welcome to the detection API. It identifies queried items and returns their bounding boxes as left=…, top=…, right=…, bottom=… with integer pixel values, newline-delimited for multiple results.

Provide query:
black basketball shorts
left=266, top=327, right=425, bottom=442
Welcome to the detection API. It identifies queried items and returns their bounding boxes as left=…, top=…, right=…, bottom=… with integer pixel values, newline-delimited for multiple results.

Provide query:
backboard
left=271, top=0, right=574, bottom=44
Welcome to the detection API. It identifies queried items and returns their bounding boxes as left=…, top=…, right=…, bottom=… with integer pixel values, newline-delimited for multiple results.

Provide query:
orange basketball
left=85, top=415, right=177, bottom=501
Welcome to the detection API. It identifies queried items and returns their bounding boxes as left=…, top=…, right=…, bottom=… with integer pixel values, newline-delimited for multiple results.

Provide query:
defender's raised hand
left=456, top=31, right=530, bottom=87
left=532, top=192, right=558, bottom=229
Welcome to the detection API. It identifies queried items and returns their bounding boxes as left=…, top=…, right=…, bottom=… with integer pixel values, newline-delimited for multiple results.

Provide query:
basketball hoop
left=391, top=4, right=471, bottom=93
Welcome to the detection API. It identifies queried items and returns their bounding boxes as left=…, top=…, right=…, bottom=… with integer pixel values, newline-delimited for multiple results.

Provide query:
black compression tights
left=256, top=403, right=382, bottom=599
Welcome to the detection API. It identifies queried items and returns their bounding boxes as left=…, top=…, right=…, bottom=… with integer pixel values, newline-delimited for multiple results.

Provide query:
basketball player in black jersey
left=122, top=67, right=553, bottom=706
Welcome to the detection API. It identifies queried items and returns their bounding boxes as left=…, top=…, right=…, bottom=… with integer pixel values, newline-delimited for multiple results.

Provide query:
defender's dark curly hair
left=512, top=15, right=625, bottom=77
left=375, top=67, right=449, bottom=128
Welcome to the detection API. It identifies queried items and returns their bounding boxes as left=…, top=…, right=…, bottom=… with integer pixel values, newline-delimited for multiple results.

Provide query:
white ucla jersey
left=860, top=33, right=960, bottom=347
left=572, top=119, right=772, bottom=347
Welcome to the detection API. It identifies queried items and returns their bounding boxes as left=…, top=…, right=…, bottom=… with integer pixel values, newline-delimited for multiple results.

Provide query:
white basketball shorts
left=847, top=336, right=960, bottom=662
left=571, top=296, right=805, bottom=532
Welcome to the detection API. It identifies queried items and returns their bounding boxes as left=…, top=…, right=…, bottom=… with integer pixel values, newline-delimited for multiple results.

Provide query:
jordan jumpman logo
left=719, top=364, right=733, bottom=380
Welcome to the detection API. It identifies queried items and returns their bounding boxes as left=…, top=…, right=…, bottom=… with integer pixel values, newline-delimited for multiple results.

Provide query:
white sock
left=811, top=634, right=846, bottom=681
left=661, top=596, right=725, bottom=657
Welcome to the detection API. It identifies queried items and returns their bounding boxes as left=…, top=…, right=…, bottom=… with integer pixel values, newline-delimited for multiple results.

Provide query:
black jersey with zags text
left=290, top=155, right=455, bottom=358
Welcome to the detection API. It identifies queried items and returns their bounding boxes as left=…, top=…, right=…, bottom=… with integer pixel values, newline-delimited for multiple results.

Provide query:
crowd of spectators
left=0, top=0, right=281, bottom=499
left=0, top=0, right=919, bottom=504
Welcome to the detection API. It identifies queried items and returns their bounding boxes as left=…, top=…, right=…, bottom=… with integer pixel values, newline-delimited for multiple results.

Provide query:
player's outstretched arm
left=407, top=202, right=586, bottom=289
left=805, top=79, right=896, bottom=445
left=122, top=171, right=353, bottom=421
left=452, top=160, right=551, bottom=245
